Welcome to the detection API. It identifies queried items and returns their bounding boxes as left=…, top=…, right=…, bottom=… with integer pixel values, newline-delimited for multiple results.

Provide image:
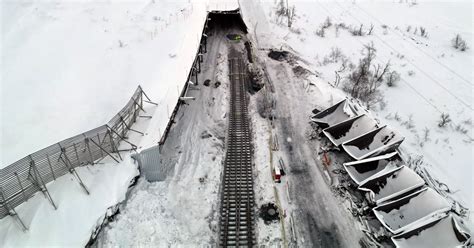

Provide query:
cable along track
left=219, top=49, right=256, bottom=247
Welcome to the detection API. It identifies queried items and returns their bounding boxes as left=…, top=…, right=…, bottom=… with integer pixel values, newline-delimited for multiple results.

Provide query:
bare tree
left=315, top=25, right=325, bottom=37
left=287, top=6, right=296, bottom=28
left=438, top=113, right=451, bottom=127
left=346, top=42, right=376, bottom=99
left=351, top=24, right=364, bottom=36
left=323, top=16, right=332, bottom=29
left=367, top=23, right=374, bottom=35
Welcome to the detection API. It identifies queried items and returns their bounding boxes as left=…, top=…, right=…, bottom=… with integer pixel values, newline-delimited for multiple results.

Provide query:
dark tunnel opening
left=207, top=10, right=248, bottom=33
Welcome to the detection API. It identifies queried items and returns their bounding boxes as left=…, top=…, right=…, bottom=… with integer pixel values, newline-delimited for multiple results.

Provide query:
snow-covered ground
left=244, top=0, right=473, bottom=220
left=1, top=0, right=472, bottom=246
left=1, top=0, right=209, bottom=167
left=0, top=156, right=139, bottom=246
left=96, top=22, right=233, bottom=245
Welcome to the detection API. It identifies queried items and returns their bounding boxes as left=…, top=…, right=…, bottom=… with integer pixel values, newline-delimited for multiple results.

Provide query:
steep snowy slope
left=1, top=0, right=208, bottom=167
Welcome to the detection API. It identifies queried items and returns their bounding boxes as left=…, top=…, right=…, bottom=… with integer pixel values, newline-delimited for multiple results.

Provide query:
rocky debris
left=201, top=130, right=212, bottom=139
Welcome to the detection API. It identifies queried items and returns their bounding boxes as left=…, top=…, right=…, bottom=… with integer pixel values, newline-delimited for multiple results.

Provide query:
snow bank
left=0, top=157, right=138, bottom=246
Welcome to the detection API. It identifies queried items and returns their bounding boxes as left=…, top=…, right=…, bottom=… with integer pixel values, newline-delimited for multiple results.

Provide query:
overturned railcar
left=373, top=187, right=451, bottom=234
left=342, top=125, right=404, bottom=160
left=344, top=152, right=404, bottom=186
left=311, top=99, right=352, bottom=128
left=392, top=214, right=471, bottom=248
left=358, top=166, right=425, bottom=204
left=323, top=114, right=379, bottom=147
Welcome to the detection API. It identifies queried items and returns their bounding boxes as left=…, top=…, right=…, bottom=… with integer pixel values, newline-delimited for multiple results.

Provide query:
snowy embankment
left=0, top=157, right=138, bottom=246
left=1, top=0, right=208, bottom=167
left=249, top=0, right=472, bottom=223
left=1, top=0, right=228, bottom=246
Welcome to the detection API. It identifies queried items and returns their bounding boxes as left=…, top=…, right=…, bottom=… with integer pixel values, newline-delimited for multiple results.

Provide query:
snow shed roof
left=323, top=114, right=379, bottom=146
left=358, top=166, right=425, bottom=204
left=311, top=99, right=351, bottom=129
left=343, top=152, right=403, bottom=185
left=342, top=125, right=404, bottom=160
left=373, top=187, right=451, bottom=234
left=392, top=214, right=471, bottom=248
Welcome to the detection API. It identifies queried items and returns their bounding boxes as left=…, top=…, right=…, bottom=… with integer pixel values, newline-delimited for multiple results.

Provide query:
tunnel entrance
left=207, top=10, right=248, bottom=33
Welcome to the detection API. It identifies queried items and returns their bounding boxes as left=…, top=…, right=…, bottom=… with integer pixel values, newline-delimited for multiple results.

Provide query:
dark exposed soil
left=268, top=49, right=290, bottom=61
left=259, top=203, right=280, bottom=224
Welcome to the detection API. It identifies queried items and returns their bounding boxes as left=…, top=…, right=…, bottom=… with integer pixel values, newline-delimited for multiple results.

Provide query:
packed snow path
left=219, top=48, right=256, bottom=247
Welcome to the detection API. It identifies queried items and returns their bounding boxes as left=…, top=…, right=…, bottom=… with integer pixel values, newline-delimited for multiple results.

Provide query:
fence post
left=73, top=143, right=80, bottom=165
left=58, top=145, right=90, bottom=195
left=28, top=156, right=57, bottom=210
left=14, top=172, right=28, bottom=203
left=110, top=129, right=123, bottom=161
left=83, top=136, right=94, bottom=165
left=46, top=153, right=56, bottom=180
left=89, top=138, right=120, bottom=164
left=96, top=134, right=104, bottom=158
left=0, top=188, right=28, bottom=232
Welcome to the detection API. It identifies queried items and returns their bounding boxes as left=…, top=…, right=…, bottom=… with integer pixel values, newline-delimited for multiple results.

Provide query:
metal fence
left=0, top=85, right=155, bottom=229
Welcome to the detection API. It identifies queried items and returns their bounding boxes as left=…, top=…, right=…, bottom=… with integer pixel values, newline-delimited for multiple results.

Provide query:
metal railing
left=0, top=85, right=156, bottom=230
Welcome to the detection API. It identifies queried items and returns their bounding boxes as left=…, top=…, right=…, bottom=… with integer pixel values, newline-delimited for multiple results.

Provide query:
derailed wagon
left=373, top=187, right=451, bottom=234
left=391, top=213, right=471, bottom=248
left=342, top=125, right=404, bottom=160
left=343, top=152, right=403, bottom=186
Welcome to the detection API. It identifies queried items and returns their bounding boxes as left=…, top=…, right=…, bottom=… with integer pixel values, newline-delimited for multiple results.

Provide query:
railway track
left=219, top=49, right=256, bottom=247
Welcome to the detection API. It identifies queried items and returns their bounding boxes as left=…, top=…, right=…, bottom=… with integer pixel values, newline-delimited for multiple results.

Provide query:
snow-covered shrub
left=323, top=16, right=332, bottom=29
left=419, top=27, right=428, bottom=37
left=402, top=114, right=415, bottom=130
left=422, top=127, right=431, bottom=143
left=350, top=24, right=364, bottom=36
left=413, top=26, right=428, bottom=38
left=438, top=113, right=451, bottom=127
left=275, top=0, right=296, bottom=27
left=385, top=71, right=400, bottom=87
left=315, top=25, right=325, bottom=37
left=367, top=24, right=374, bottom=35
left=407, top=70, right=416, bottom=76
left=328, top=47, right=344, bottom=63
left=452, top=34, right=468, bottom=51
left=454, top=124, right=468, bottom=134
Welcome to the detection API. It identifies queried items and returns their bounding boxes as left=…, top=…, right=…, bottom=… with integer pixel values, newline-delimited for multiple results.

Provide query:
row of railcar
left=311, top=99, right=471, bottom=247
